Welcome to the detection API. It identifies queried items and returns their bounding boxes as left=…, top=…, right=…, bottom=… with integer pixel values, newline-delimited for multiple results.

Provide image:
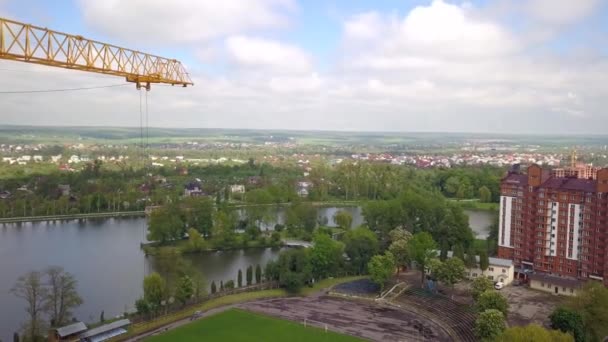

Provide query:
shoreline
left=0, top=201, right=363, bottom=224
left=0, top=211, right=145, bottom=224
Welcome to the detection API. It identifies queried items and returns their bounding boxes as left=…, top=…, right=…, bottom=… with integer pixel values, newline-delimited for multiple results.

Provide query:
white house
left=230, top=184, right=245, bottom=194
left=442, top=251, right=515, bottom=285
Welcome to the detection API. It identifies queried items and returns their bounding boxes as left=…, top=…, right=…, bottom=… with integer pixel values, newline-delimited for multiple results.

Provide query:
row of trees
left=10, top=267, right=83, bottom=342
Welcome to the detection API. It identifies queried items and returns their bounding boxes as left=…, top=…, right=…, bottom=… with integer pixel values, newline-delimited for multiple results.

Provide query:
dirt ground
left=239, top=296, right=453, bottom=342
left=499, top=285, right=564, bottom=327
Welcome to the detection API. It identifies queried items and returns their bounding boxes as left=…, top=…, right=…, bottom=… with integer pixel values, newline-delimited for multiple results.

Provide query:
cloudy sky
left=0, top=0, right=607, bottom=134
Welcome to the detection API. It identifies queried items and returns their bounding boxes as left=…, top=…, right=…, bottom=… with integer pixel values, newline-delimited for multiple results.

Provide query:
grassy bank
left=145, top=308, right=364, bottom=342
left=122, top=289, right=287, bottom=338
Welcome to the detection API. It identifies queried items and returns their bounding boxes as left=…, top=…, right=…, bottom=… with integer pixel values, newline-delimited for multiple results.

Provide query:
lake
left=0, top=205, right=492, bottom=338
left=0, top=206, right=362, bottom=339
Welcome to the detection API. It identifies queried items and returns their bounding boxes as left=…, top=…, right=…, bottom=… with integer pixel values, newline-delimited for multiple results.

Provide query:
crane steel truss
left=0, top=17, right=193, bottom=89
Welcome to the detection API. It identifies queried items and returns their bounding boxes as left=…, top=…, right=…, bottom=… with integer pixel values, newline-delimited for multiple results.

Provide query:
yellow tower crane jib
left=0, top=16, right=193, bottom=90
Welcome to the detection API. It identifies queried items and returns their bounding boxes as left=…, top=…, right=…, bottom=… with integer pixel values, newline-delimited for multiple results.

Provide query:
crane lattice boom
left=0, top=17, right=193, bottom=89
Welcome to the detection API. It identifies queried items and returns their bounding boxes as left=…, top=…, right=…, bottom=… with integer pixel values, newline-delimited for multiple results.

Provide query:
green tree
left=566, top=281, right=608, bottom=342
left=550, top=307, right=584, bottom=342
left=174, top=275, right=194, bottom=306
left=309, top=233, right=345, bottom=279
left=445, top=176, right=460, bottom=196
left=183, top=228, right=206, bottom=253
left=220, top=281, right=224, bottom=291
left=143, top=272, right=165, bottom=314
left=264, top=260, right=280, bottom=282
left=479, top=250, right=489, bottom=274
left=477, top=290, right=509, bottom=316
left=211, top=281, right=217, bottom=294
left=10, top=271, right=47, bottom=341
left=100, top=310, right=104, bottom=323
left=333, top=210, right=353, bottom=229
left=439, top=240, right=449, bottom=261
left=465, top=246, right=477, bottom=269
left=453, top=244, right=465, bottom=261
left=224, top=280, right=234, bottom=289
left=246, top=265, right=253, bottom=286
left=368, top=252, right=396, bottom=291
left=496, top=324, right=574, bottom=342
left=255, top=265, right=262, bottom=284
left=407, top=232, right=438, bottom=286
left=237, top=269, right=243, bottom=288
left=135, top=298, right=150, bottom=317
left=471, top=277, right=494, bottom=301
left=44, top=266, right=83, bottom=326
left=388, top=239, right=409, bottom=271
left=475, top=309, right=506, bottom=341
left=344, top=227, right=379, bottom=274
left=187, top=197, right=214, bottom=237
left=13, top=331, right=19, bottom=342
left=147, top=204, right=184, bottom=243
left=436, top=257, right=466, bottom=289
left=277, top=249, right=312, bottom=293
left=479, top=186, right=492, bottom=203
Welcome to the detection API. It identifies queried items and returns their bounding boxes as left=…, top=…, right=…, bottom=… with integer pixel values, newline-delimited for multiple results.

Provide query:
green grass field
left=144, top=309, right=364, bottom=342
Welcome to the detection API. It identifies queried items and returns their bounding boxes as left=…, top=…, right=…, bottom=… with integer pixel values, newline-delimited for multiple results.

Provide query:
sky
left=0, top=0, right=607, bottom=134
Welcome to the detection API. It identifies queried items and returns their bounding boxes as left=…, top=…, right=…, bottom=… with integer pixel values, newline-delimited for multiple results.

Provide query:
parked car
left=494, top=281, right=504, bottom=290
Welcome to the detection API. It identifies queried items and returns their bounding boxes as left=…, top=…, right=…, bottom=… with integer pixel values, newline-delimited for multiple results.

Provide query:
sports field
left=144, top=308, right=364, bottom=342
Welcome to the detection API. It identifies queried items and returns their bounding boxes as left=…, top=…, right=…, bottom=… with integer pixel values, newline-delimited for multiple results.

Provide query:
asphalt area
left=239, top=296, right=452, bottom=341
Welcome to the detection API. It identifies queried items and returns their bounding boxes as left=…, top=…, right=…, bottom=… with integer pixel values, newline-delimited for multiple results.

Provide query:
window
left=472, top=273, right=478, bottom=277
left=502, top=269, right=506, bottom=273
left=488, top=276, right=494, bottom=280
left=570, top=288, right=574, bottom=293
left=541, top=282, right=545, bottom=287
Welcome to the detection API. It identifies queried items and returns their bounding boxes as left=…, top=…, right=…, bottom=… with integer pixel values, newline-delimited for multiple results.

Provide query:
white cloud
left=78, top=0, right=296, bottom=44
left=225, top=36, right=312, bottom=73
left=526, top=0, right=600, bottom=25
left=269, top=73, right=322, bottom=92
left=1, top=0, right=607, bottom=134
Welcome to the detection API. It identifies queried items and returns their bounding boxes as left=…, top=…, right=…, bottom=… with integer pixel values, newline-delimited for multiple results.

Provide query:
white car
left=494, top=282, right=504, bottom=290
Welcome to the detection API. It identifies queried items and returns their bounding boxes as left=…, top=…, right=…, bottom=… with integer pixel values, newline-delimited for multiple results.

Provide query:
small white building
left=230, top=184, right=245, bottom=194
left=443, top=251, right=515, bottom=285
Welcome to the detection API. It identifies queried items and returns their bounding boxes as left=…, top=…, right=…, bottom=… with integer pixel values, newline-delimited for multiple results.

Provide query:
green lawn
left=145, top=309, right=364, bottom=342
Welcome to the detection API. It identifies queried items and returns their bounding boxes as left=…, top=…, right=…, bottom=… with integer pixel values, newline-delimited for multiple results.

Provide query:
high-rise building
left=498, top=164, right=608, bottom=290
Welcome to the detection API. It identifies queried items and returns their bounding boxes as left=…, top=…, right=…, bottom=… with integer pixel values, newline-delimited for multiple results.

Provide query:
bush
left=477, top=290, right=509, bottom=316
left=224, top=280, right=235, bottom=289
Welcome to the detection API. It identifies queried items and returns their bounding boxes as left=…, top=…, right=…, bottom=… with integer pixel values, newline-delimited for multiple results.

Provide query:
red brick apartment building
left=497, top=164, right=608, bottom=291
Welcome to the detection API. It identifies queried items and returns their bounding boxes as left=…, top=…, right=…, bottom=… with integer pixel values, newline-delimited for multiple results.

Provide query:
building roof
left=56, top=321, right=88, bottom=337
left=444, top=251, right=513, bottom=267
left=79, top=319, right=130, bottom=338
left=540, top=177, right=596, bottom=192
left=502, top=173, right=528, bottom=186
left=529, top=272, right=584, bottom=288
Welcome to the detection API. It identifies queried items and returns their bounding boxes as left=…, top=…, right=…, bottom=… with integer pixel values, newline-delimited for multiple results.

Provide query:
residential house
left=184, top=180, right=204, bottom=197
left=230, top=184, right=245, bottom=194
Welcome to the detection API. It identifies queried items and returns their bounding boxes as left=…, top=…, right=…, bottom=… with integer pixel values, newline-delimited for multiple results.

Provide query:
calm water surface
left=0, top=206, right=488, bottom=338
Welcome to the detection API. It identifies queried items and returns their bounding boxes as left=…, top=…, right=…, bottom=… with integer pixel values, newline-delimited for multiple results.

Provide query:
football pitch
left=145, top=308, right=365, bottom=342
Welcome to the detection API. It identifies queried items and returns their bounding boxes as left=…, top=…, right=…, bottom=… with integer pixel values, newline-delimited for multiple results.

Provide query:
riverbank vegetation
left=0, top=157, right=503, bottom=220
left=10, top=267, right=83, bottom=342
